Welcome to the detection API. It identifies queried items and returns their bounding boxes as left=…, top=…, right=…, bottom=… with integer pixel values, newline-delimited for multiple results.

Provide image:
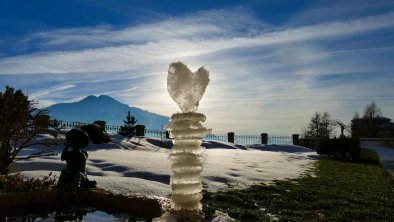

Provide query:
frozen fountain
left=154, top=62, right=211, bottom=221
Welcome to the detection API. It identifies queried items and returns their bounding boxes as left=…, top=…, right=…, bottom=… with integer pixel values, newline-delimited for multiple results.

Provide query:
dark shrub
left=66, top=129, right=89, bottom=149
left=80, top=124, right=110, bottom=144
left=93, top=120, right=106, bottom=130
left=299, top=138, right=320, bottom=150
left=0, top=172, right=57, bottom=192
left=318, top=137, right=360, bottom=161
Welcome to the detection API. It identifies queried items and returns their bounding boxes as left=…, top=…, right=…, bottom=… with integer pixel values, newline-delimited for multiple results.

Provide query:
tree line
left=303, top=101, right=386, bottom=139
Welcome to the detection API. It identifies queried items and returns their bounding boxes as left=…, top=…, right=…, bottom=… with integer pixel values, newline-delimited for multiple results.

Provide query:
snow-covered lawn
left=12, top=135, right=318, bottom=197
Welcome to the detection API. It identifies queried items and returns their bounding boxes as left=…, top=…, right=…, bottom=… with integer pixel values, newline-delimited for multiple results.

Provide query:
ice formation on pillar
left=166, top=61, right=211, bottom=211
left=167, top=61, right=210, bottom=113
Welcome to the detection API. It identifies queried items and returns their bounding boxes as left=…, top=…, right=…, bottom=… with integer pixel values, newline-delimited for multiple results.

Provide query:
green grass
left=202, top=159, right=394, bottom=221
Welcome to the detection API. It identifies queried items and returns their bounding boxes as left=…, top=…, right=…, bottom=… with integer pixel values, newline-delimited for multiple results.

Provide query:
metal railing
left=145, top=129, right=167, bottom=139
left=58, top=121, right=122, bottom=134
left=56, top=121, right=293, bottom=145
left=203, top=134, right=228, bottom=143
left=269, top=136, right=293, bottom=145
left=58, top=121, right=85, bottom=129
left=105, top=125, right=121, bottom=134
left=235, top=135, right=261, bottom=145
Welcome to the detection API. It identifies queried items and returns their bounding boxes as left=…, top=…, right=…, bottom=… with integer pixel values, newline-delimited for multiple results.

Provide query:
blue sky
left=1, top=0, right=394, bottom=135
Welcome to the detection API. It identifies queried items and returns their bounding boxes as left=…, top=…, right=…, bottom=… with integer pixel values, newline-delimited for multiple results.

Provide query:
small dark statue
left=57, top=129, right=96, bottom=190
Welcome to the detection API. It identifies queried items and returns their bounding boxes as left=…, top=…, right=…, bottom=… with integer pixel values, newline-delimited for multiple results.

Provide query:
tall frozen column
left=166, top=61, right=211, bottom=211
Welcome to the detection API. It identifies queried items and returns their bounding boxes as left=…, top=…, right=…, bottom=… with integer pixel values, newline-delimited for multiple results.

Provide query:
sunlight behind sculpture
left=167, top=61, right=210, bottom=113
left=165, top=61, right=211, bottom=212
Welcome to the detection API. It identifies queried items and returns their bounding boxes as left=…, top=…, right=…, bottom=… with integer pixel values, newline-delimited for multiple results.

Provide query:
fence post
left=166, top=131, right=170, bottom=139
left=228, top=132, right=234, bottom=143
left=135, top=125, right=145, bottom=137
left=261, top=133, right=268, bottom=145
left=292, top=134, right=300, bottom=145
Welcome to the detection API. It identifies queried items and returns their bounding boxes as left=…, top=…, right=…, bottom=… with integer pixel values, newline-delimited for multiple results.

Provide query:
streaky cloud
left=30, top=84, right=76, bottom=99
left=1, top=6, right=394, bottom=135
left=0, top=12, right=393, bottom=75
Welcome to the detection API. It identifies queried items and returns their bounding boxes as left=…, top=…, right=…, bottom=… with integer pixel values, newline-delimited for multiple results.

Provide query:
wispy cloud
left=29, top=84, right=76, bottom=99
left=0, top=7, right=393, bottom=134
left=23, top=9, right=267, bottom=51
left=0, top=11, right=393, bottom=75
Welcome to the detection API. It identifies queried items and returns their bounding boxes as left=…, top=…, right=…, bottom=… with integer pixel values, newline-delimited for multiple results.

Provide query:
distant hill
left=46, top=95, right=169, bottom=130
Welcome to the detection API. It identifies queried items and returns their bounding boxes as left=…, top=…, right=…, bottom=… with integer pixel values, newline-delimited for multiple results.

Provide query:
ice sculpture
left=166, top=61, right=211, bottom=211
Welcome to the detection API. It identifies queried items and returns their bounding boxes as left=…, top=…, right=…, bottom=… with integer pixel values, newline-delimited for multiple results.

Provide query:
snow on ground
left=12, top=135, right=318, bottom=197
left=361, top=145, right=394, bottom=162
left=361, top=143, right=394, bottom=178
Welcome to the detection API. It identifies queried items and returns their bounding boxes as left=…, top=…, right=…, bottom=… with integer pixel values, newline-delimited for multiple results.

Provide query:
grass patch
left=202, top=159, right=394, bottom=221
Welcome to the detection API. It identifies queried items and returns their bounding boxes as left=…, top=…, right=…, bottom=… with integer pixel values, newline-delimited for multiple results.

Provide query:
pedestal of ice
left=166, top=112, right=211, bottom=210
left=154, top=62, right=211, bottom=221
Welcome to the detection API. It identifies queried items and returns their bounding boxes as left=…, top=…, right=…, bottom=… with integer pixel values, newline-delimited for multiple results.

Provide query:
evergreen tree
left=304, top=112, right=332, bottom=139
left=118, top=111, right=137, bottom=138
left=320, top=112, right=332, bottom=138
left=305, top=112, right=321, bottom=139
left=0, top=86, right=57, bottom=175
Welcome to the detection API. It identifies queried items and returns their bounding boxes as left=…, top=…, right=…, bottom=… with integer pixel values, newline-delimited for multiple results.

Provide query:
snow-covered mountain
left=46, top=95, right=169, bottom=130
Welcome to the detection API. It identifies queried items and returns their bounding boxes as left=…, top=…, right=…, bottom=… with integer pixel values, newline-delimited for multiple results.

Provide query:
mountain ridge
left=46, top=95, right=169, bottom=130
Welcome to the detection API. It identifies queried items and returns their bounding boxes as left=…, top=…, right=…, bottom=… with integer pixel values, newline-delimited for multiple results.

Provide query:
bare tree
left=363, top=101, right=382, bottom=118
left=331, top=119, right=348, bottom=138
left=352, top=102, right=385, bottom=137
left=0, top=86, right=59, bottom=175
